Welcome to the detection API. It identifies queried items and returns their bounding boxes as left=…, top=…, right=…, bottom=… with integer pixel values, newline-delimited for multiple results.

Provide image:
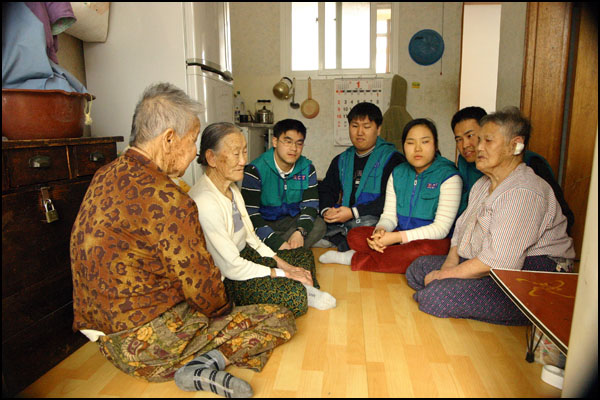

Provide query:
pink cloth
left=25, top=2, right=76, bottom=64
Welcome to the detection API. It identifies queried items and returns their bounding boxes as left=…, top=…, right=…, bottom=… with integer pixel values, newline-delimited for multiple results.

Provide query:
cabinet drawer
left=2, top=180, right=91, bottom=298
left=2, top=301, right=88, bottom=396
left=4, top=146, right=69, bottom=188
left=72, top=143, right=118, bottom=177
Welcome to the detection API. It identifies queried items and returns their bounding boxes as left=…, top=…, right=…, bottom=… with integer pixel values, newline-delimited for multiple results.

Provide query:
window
left=376, top=4, right=391, bottom=74
left=282, top=2, right=394, bottom=77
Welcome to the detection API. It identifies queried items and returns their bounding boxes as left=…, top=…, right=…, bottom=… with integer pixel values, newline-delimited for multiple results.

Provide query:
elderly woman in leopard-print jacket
left=70, top=82, right=295, bottom=397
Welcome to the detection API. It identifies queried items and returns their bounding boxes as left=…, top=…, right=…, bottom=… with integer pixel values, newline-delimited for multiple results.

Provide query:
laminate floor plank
left=20, top=248, right=561, bottom=398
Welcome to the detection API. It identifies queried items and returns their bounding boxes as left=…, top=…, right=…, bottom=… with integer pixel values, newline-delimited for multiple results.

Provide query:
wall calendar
left=334, top=79, right=385, bottom=146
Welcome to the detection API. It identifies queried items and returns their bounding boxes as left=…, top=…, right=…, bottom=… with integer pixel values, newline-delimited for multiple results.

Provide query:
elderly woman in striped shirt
left=319, top=118, right=463, bottom=274
left=406, top=107, right=576, bottom=325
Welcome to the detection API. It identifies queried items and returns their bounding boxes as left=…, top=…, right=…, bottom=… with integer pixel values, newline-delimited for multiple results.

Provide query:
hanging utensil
left=290, top=77, right=300, bottom=109
left=300, top=77, right=319, bottom=119
left=272, top=77, right=293, bottom=100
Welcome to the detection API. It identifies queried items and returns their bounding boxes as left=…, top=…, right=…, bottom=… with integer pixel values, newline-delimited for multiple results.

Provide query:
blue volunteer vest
left=392, top=155, right=460, bottom=233
left=338, top=137, right=398, bottom=207
left=251, top=148, right=312, bottom=220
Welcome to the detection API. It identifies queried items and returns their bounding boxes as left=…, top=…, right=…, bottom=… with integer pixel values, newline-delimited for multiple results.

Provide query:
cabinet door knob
left=89, top=152, right=106, bottom=163
left=29, top=155, right=51, bottom=168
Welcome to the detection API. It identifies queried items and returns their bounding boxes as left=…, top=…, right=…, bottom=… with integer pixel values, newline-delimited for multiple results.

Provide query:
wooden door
left=521, top=2, right=598, bottom=259
left=561, top=4, right=598, bottom=259
left=521, top=2, right=572, bottom=175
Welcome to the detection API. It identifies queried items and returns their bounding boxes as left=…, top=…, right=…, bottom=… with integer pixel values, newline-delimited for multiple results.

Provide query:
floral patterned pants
left=224, top=246, right=319, bottom=318
left=97, top=301, right=296, bottom=382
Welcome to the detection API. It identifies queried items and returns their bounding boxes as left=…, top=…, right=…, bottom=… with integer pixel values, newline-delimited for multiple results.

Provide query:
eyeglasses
left=279, top=138, right=304, bottom=148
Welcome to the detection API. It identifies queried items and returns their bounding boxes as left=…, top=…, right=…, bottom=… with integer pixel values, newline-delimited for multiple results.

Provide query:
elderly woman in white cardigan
left=189, top=122, right=335, bottom=317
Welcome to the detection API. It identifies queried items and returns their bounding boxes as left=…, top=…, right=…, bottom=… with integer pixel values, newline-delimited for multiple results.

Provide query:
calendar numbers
left=334, top=79, right=384, bottom=146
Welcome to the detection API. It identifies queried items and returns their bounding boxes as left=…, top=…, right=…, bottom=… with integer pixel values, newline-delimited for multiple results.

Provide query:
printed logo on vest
left=426, top=183, right=439, bottom=189
left=293, top=175, right=306, bottom=181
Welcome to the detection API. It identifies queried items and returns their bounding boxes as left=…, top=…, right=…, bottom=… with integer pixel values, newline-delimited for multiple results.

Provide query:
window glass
left=324, top=2, right=337, bottom=69
left=288, top=2, right=392, bottom=75
left=376, top=4, right=391, bottom=73
left=341, top=2, right=370, bottom=69
left=291, top=2, right=319, bottom=71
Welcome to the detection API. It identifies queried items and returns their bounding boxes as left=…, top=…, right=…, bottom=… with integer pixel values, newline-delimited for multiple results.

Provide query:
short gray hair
left=198, top=122, right=240, bottom=166
left=129, top=82, right=203, bottom=146
left=480, top=106, right=531, bottom=147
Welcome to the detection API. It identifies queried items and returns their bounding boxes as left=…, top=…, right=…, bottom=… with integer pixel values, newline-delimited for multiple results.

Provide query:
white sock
left=318, top=250, right=355, bottom=265
left=303, top=284, right=337, bottom=310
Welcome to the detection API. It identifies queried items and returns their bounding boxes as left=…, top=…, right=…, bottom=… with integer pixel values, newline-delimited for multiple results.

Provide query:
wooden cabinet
left=2, top=136, right=123, bottom=396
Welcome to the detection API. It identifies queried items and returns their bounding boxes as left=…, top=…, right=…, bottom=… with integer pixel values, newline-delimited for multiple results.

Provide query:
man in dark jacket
left=318, top=102, right=406, bottom=251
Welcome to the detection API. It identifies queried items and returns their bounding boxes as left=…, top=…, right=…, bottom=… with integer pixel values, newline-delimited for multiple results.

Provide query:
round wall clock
left=408, top=29, right=445, bottom=66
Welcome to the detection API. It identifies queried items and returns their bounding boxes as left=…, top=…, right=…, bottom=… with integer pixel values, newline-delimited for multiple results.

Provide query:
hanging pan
left=300, top=77, right=319, bottom=119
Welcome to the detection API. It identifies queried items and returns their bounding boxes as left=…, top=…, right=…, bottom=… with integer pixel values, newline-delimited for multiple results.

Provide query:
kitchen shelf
left=237, top=122, right=275, bottom=128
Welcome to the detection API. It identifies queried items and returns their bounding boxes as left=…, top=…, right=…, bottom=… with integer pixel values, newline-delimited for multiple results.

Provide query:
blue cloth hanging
left=2, top=2, right=88, bottom=93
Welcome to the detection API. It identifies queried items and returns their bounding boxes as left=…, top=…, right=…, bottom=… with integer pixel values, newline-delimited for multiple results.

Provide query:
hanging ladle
left=290, top=77, right=300, bottom=109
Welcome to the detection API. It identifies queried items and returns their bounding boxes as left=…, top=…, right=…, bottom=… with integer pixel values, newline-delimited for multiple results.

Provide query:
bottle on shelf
left=234, top=91, right=246, bottom=123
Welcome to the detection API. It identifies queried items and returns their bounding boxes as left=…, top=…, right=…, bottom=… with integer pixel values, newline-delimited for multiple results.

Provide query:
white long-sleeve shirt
left=376, top=174, right=462, bottom=243
left=189, top=173, right=276, bottom=281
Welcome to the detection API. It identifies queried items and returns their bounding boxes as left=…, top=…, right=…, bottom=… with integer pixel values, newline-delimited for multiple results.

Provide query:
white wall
left=230, top=2, right=526, bottom=177
left=562, top=130, right=598, bottom=397
left=496, top=2, right=528, bottom=110
left=230, top=2, right=463, bottom=177
left=459, top=4, right=502, bottom=113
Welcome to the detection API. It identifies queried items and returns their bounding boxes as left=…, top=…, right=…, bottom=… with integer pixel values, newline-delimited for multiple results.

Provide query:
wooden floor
left=21, top=248, right=561, bottom=398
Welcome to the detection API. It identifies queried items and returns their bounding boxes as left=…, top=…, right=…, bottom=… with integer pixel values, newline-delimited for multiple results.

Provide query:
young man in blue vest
left=241, top=119, right=326, bottom=252
left=452, top=106, right=574, bottom=233
left=317, top=102, right=406, bottom=251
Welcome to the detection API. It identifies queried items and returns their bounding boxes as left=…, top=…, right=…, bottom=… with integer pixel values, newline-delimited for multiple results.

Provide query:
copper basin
left=2, top=89, right=94, bottom=140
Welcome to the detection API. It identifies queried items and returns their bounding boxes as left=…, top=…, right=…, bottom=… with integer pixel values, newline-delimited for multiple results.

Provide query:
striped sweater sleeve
left=404, top=174, right=463, bottom=242
left=297, top=163, right=319, bottom=233
left=241, top=164, right=282, bottom=249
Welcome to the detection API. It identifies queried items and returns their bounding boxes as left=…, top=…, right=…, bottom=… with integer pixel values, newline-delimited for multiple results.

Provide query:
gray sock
left=174, top=350, right=253, bottom=398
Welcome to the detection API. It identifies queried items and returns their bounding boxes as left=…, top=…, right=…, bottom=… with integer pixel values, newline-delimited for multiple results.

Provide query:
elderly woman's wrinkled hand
left=284, top=266, right=313, bottom=287
left=424, top=269, right=443, bottom=286
left=275, top=256, right=313, bottom=286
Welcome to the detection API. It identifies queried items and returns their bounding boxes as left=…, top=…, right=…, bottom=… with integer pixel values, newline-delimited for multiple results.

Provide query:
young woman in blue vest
left=319, top=119, right=463, bottom=274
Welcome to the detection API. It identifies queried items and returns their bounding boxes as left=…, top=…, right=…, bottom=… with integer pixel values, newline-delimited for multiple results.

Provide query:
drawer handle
left=29, top=155, right=51, bottom=168
left=89, top=152, right=106, bottom=163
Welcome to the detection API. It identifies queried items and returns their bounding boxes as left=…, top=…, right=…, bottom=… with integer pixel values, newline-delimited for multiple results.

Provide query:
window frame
left=280, top=2, right=398, bottom=79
